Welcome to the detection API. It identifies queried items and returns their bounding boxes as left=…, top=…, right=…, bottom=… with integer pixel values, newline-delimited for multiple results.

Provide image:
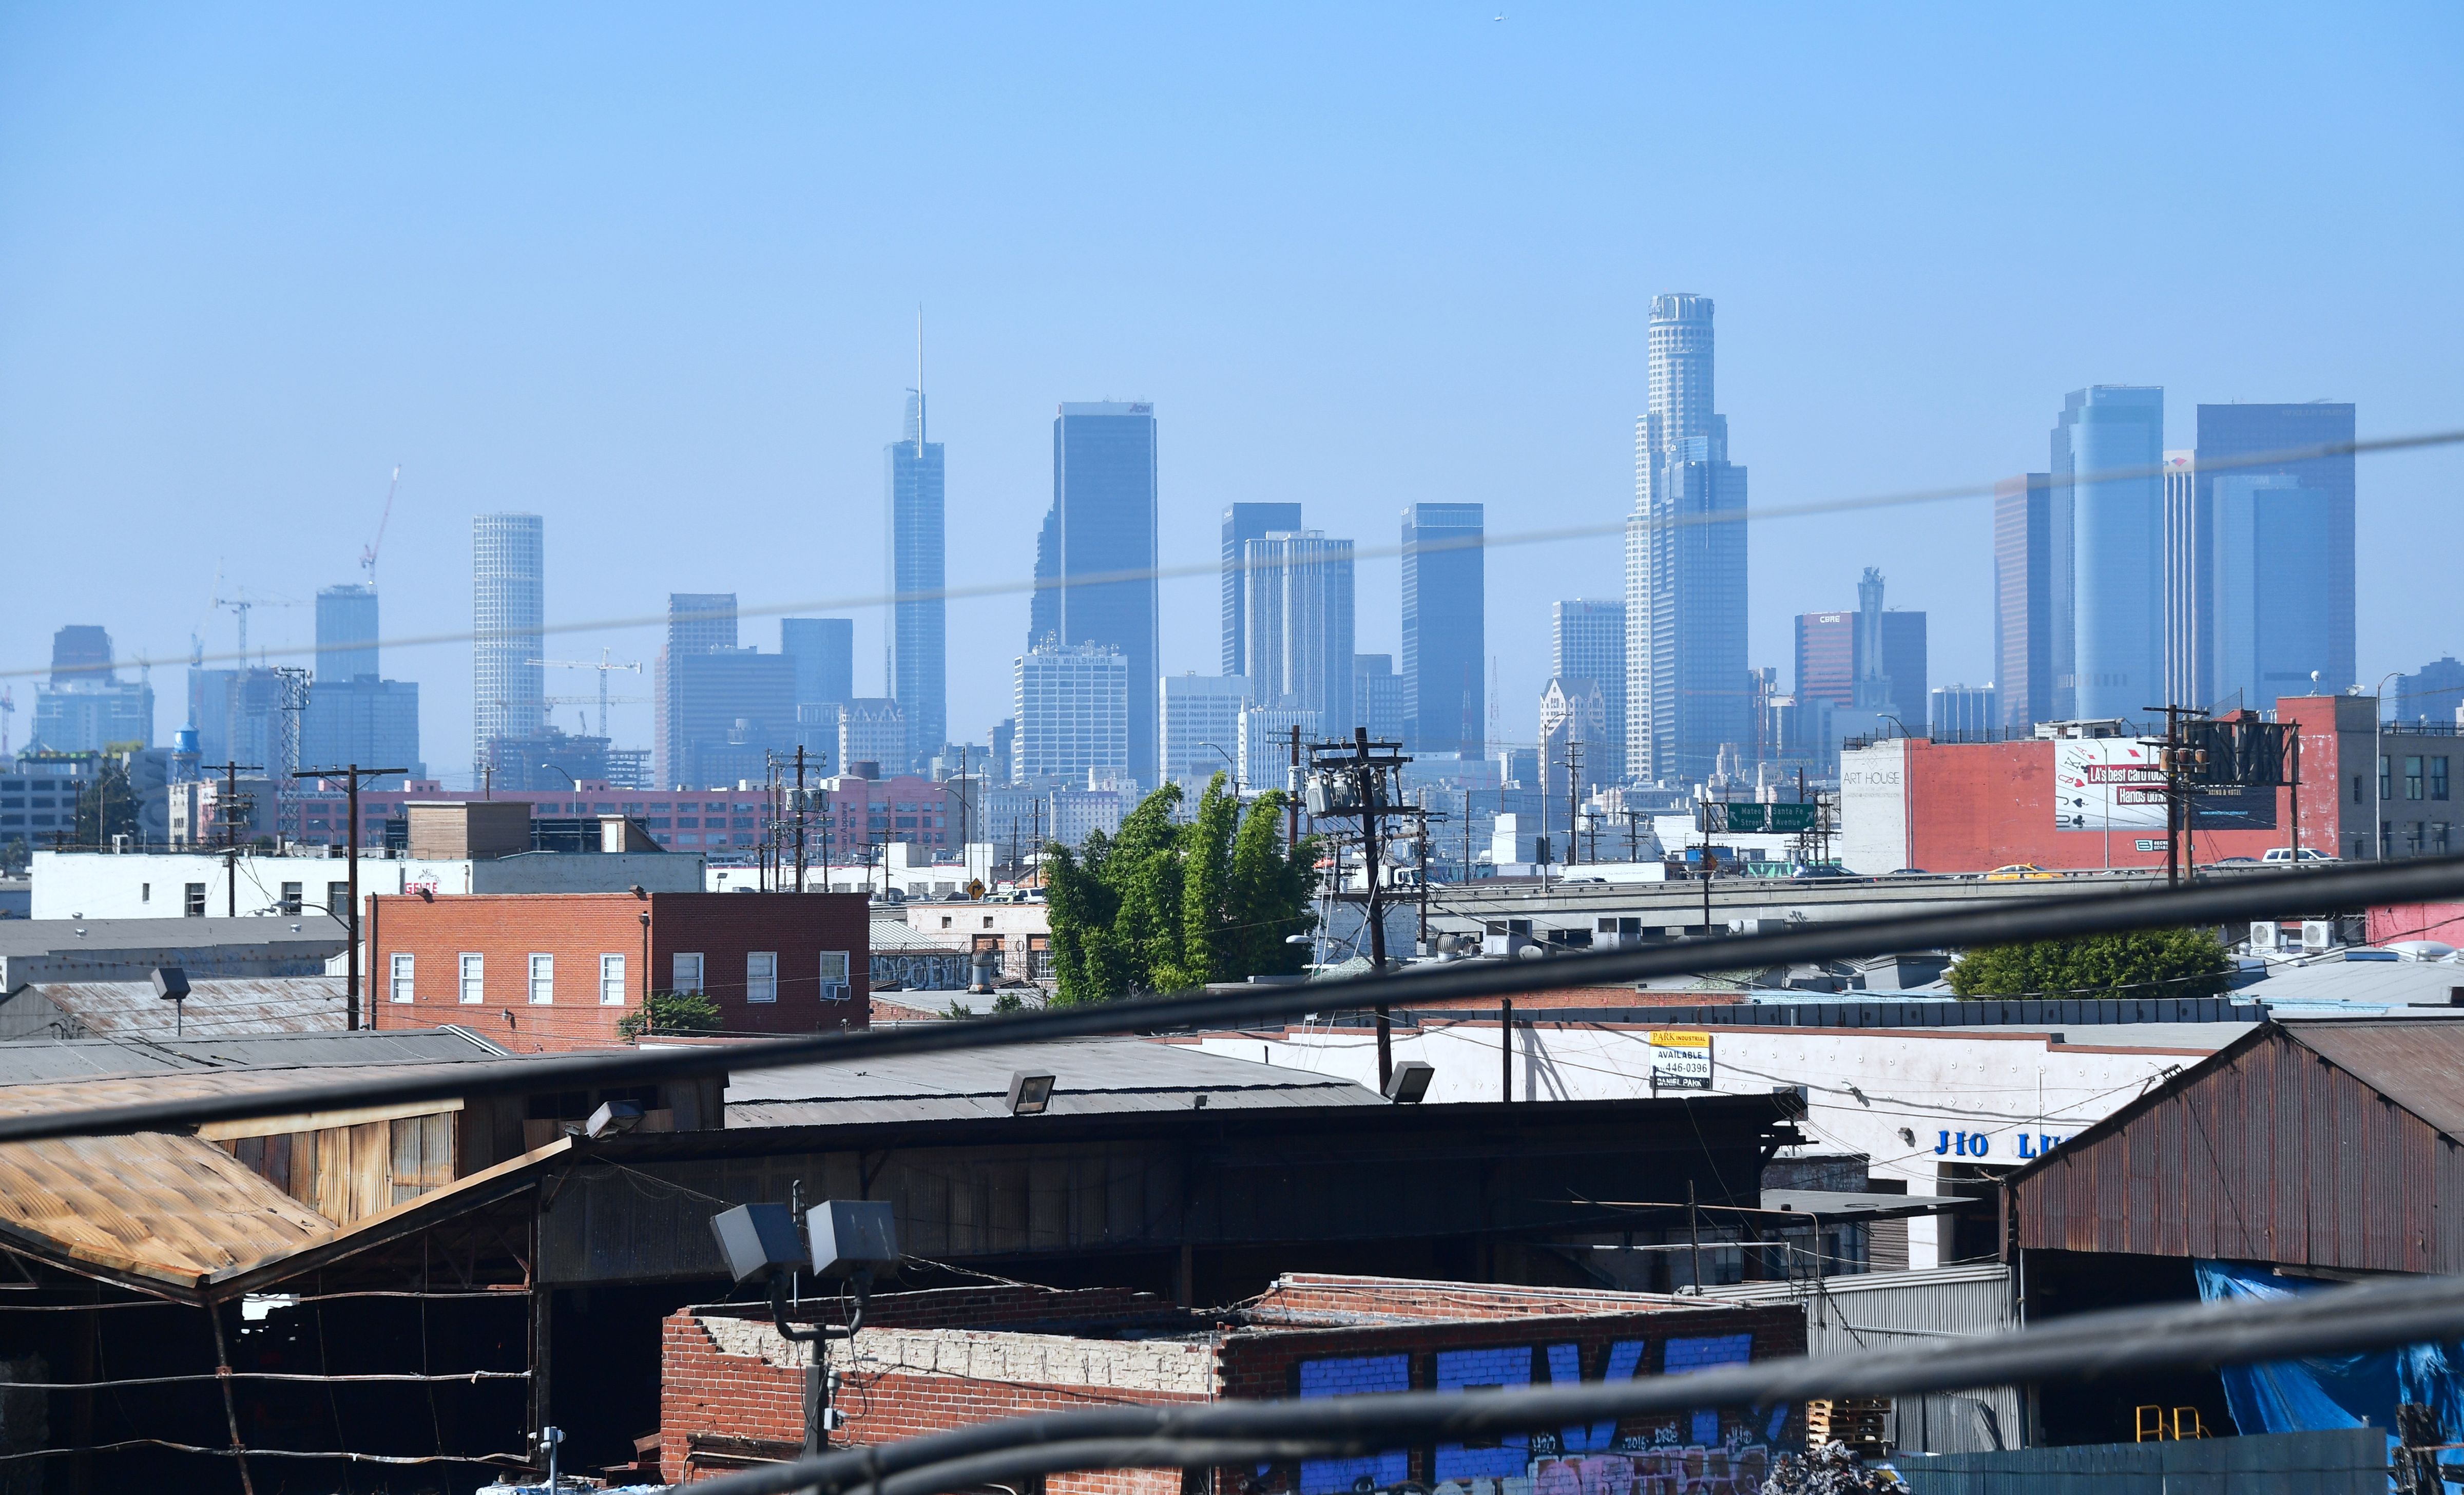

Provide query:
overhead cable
left=1, top=852, right=2459, bottom=1144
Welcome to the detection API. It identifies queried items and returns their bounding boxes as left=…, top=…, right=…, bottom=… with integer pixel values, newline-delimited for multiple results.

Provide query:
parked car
left=1791, top=864, right=1857, bottom=880
left=1985, top=863, right=2061, bottom=881
left=2261, top=847, right=2337, bottom=864
left=1889, top=868, right=1931, bottom=876
left=2213, top=856, right=2259, bottom=865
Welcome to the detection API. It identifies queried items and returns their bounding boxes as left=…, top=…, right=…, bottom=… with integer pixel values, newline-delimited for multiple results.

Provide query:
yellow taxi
left=1984, top=863, right=2061, bottom=881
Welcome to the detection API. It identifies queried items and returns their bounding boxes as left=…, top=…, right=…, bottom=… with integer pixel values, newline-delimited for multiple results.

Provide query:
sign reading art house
left=1648, top=1030, right=1712, bottom=1091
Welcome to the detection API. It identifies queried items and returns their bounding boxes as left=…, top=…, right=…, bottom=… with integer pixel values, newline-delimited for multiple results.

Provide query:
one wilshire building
left=1624, top=293, right=1748, bottom=784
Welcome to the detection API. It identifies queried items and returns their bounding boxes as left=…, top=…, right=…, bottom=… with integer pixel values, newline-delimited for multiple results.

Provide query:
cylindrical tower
left=473, top=513, right=545, bottom=782
left=1647, top=293, right=1717, bottom=443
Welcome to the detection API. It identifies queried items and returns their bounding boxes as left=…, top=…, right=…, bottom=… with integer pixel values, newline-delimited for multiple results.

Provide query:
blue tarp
left=2194, top=1259, right=2464, bottom=1471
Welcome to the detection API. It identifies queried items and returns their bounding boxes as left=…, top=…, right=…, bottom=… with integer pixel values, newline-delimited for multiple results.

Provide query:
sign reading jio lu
left=1937, top=1129, right=2067, bottom=1159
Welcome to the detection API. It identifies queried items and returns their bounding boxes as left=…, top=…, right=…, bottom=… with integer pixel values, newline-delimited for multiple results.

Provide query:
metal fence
left=1891, top=1426, right=2388, bottom=1494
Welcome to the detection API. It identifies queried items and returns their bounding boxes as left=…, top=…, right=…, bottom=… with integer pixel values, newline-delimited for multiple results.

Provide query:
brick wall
left=659, top=1279, right=1806, bottom=1493
left=369, top=890, right=870, bottom=1051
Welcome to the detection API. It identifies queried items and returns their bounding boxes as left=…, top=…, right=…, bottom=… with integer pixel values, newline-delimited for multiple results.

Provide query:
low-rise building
left=367, top=890, right=871, bottom=1049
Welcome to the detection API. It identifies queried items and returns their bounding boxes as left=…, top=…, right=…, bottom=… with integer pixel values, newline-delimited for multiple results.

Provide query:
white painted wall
left=1839, top=739, right=1911, bottom=873
left=32, top=847, right=705, bottom=920
left=1196, top=1018, right=2239, bottom=1270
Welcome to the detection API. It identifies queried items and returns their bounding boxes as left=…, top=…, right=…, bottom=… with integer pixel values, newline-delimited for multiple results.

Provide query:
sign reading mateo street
left=1700, top=801, right=1820, bottom=834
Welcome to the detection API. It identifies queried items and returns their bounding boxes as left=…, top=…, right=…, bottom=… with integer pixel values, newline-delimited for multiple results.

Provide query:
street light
left=1196, top=742, right=1239, bottom=795
left=2372, top=670, right=2403, bottom=861
left=540, top=762, right=579, bottom=789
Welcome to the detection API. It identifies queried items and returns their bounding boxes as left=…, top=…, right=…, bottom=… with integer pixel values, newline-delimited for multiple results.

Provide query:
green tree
left=1947, top=927, right=2234, bottom=1000
left=615, top=988, right=723, bottom=1039
left=1045, top=775, right=1318, bottom=1006
left=73, top=761, right=140, bottom=847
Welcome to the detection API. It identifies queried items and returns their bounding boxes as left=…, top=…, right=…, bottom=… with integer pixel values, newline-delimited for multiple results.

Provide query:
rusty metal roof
left=2282, top=1018, right=2464, bottom=1138
left=25, top=975, right=351, bottom=1037
left=0, top=1027, right=505, bottom=1083
left=0, top=1060, right=556, bottom=1294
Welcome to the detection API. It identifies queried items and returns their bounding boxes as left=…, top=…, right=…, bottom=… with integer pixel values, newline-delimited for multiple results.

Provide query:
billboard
left=2052, top=736, right=2278, bottom=833
left=1648, top=1030, right=1712, bottom=1091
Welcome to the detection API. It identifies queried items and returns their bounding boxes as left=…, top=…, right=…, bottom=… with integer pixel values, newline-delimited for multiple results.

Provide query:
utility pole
left=1286, top=725, right=1301, bottom=854
left=209, top=760, right=263, bottom=917
left=2148, top=703, right=2209, bottom=889
left=294, top=763, right=406, bottom=1030
left=793, top=746, right=811, bottom=893
left=1307, top=727, right=1410, bottom=1091
left=1562, top=740, right=1582, bottom=871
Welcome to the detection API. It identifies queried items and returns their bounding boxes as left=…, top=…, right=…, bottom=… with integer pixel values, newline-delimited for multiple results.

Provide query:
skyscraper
left=1625, top=293, right=1749, bottom=784
left=1012, top=641, right=1129, bottom=785
left=1551, top=600, right=1626, bottom=783
left=1221, top=503, right=1303, bottom=677
left=1161, top=673, right=1252, bottom=789
left=472, top=513, right=545, bottom=781
left=1243, top=530, right=1354, bottom=729
left=781, top=618, right=855, bottom=710
left=1036, top=403, right=1159, bottom=787
left=1400, top=503, right=1484, bottom=757
left=2051, top=386, right=2163, bottom=724
left=2161, top=452, right=2202, bottom=708
left=2196, top=401, right=2356, bottom=708
left=1794, top=574, right=1923, bottom=734
left=654, top=594, right=796, bottom=789
left=1352, top=655, right=1405, bottom=744
left=30, top=626, right=153, bottom=753
left=1994, top=472, right=2054, bottom=733
left=315, top=584, right=379, bottom=683
left=887, top=390, right=946, bottom=765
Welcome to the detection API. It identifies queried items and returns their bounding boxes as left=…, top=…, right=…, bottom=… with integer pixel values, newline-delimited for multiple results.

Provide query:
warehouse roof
left=0, top=1026, right=505, bottom=1084
left=0, top=975, right=365, bottom=1040
left=720, top=1036, right=1381, bottom=1127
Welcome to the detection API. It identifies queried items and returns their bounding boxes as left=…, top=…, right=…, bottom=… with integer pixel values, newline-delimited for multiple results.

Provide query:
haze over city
left=4, top=6, right=2456, bottom=777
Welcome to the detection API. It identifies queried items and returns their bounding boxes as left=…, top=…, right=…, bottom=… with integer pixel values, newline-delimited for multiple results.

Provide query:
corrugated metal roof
left=2287, top=1018, right=2464, bottom=1138
left=723, top=1036, right=1382, bottom=1127
left=19, top=975, right=352, bottom=1037
left=2244, top=957, right=2464, bottom=1009
left=0, top=1027, right=504, bottom=1084
left=870, top=915, right=966, bottom=953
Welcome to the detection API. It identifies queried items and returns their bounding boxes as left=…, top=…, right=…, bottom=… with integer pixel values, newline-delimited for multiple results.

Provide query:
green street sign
left=1702, top=801, right=1820, bottom=834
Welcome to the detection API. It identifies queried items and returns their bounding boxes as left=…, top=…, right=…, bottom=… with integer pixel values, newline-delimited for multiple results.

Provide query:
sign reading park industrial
left=1647, top=1030, right=1713, bottom=1091
left=1699, top=801, right=1820, bottom=834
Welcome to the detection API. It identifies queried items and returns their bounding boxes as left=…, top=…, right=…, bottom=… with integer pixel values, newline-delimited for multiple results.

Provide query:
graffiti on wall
left=1289, top=1335, right=1789, bottom=1495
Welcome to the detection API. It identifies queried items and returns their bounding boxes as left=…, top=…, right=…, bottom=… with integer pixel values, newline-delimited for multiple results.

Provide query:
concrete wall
left=31, top=848, right=704, bottom=920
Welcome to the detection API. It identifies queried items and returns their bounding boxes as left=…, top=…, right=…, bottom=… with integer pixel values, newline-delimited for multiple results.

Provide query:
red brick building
left=1840, top=694, right=2464, bottom=873
left=367, top=891, right=870, bottom=1049
left=659, top=1274, right=1803, bottom=1490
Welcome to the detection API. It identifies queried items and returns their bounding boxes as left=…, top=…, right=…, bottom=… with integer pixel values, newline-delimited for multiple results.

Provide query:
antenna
left=915, top=305, right=926, bottom=454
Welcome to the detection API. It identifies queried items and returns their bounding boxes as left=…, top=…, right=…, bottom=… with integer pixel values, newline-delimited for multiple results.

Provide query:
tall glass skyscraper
left=1551, top=600, right=1625, bottom=783
left=1222, top=502, right=1303, bottom=677
left=1993, top=473, right=2054, bottom=733
left=2196, top=401, right=2355, bottom=710
left=1036, top=402, right=1160, bottom=787
left=2051, top=387, right=2164, bottom=723
left=1243, top=530, right=1354, bottom=729
left=1400, top=503, right=1484, bottom=757
left=887, top=390, right=946, bottom=766
left=472, top=513, right=544, bottom=782
left=315, top=584, right=379, bottom=682
left=1625, top=293, right=1748, bottom=784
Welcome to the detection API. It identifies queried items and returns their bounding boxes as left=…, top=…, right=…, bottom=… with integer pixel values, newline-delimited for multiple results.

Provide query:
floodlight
left=1006, top=1069, right=1057, bottom=1116
left=1385, top=1060, right=1435, bottom=1104
left=808, top=1199, right=900, bottom=1279
left=585, top=1099, right=644, bottom=1139
left=151, top=967, right=190, bottom=1002
left=708, top=1202, right=805, bottom=1286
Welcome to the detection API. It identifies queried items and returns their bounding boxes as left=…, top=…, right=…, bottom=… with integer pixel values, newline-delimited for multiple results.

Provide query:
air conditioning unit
left=2301, top=920, right=2337, bottom=952
left=2248, top=921, right=2281, bottom=953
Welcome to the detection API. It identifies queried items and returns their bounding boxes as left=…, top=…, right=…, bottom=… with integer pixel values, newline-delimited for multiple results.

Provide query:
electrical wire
left=4, top=850, right=2462, bottom=1145
left=21, top=428, right=2456, bottom=684
left=677, top=1268, right=2464, bottom=1495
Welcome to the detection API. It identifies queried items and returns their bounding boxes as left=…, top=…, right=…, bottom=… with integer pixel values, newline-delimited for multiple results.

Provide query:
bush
left=617, top=988, right=722, bottom=1039
left=1947, top=927, right=2234, bottom=1000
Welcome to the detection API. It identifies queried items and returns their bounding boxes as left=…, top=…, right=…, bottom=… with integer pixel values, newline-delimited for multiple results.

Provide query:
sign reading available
left=1648, top=1030, right=1712, bottom=1091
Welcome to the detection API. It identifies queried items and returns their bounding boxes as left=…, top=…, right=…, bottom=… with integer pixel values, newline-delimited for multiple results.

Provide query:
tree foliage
left=1045, top=775, right=1318, bottom=1006
left=617, top=988, right=723, bottom=1039
left=1947, top=927, right=2234, bottom=1000
left=73, top=762, right=140, bottom=847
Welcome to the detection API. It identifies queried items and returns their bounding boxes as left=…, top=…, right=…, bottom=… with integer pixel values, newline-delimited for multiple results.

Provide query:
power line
left=2, top=850, right=2459, bottom=1144
left=18, top=428, right=2457, bottom=683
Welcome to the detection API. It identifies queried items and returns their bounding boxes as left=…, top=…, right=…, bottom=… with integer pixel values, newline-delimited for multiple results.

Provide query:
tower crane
left=0, top=688, right=12, bottom=757
left=210, top=585, right=303, bottom=665
left=360, top=464, right=401, bottom=587
left=530, top=649, right=645, bottom=739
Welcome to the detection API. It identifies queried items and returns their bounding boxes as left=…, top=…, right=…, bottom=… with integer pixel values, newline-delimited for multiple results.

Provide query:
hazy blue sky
left=3, top=4, right=2457, bottom=781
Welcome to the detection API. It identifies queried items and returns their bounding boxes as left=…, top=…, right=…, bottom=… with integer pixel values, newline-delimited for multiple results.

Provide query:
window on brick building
left=600, top=953, right=627, bottom=1005
left=458, top=952, right=485, bottom=1004
left=391, top=952, right=414, bottom=1003
left=819, top=951, right=850, bottom=1002
left=673, top=952, right=704, bottom=993
left=529, top=953, right=555, bottom=1005
left=746, top=951, right=777, bottom=1003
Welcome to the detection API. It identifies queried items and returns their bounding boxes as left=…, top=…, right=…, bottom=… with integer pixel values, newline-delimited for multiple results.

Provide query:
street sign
left=1701, top=802, right=1819, bottom=834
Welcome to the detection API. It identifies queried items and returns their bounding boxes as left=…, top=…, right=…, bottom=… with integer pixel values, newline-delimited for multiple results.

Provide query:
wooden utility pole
left=294, top=763, right=406, bottom=1031
left=793, top=745, right=811, bottom=892
left=1286, top=724, right=1301, bottom=854
left=1308, top=727, right=1410, bottom=1091
left=208, top=759, right=263, bottom=918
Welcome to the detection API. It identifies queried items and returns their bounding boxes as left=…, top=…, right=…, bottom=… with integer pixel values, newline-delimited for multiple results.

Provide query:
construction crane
left=209, top=581, right=303, bottom=665
left=0, top=688, right=12, bottom=757
left=530, top=650, right=645, bottom=739
left=360, top=464, right=401, bottom=587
